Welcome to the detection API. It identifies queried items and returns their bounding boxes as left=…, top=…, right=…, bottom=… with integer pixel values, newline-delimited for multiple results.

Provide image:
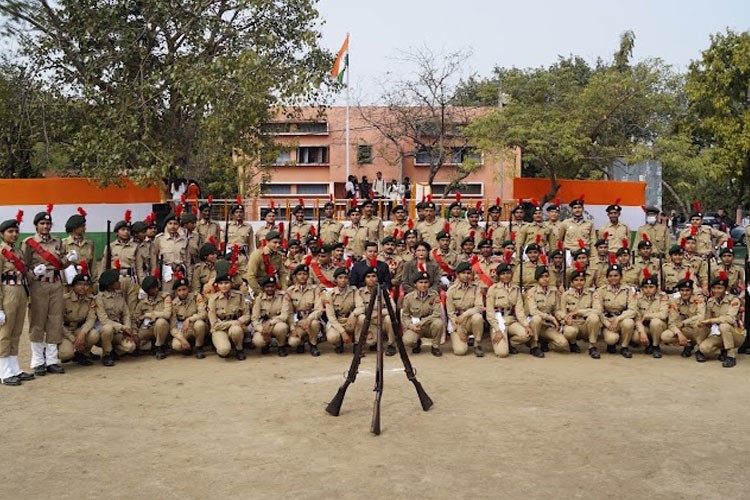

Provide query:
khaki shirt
left=95, top=290, right=130, bottom=332
left=486, top=282, right=528, bottom=329
left=634, top=257, right=661, bottom=288
left=319, top=219, right=343, bottom=245
left=324, top=286, right=363, bottom=331
left=453, top=224, right=483, bottom=253
left=662, top=262, right=694, bottom=292
left=361, top=216, right=383, bottom=243
left=62, top=236, right=97, bottom=279
left=379, top=252, right=404, bottom=288
left=196, top=219, right=221, bottom=243
left=526, top=285, right=560, bottom=323
left=679, top=225, right=728, bottom=256
left=224, top=222, right=254, bottom=253
left=709, top=264, right=743, bottom=294
left=620, top=265, right=639, bottom=289
left=548, top=265, right=566, bottom=290
left=597, top=285, right=636, bottom=320
left=597, top=222, right=631, bottom=253
left=512, top=260, right=541, bottom=290
left=431, top=248, right=458, bottom=278
left=183, top=229, right=201, bottom=265
left=635, top=292, right=669, bottom=328
left=107, top=238, right=139, bottom=271
left=705, top=293, right=740, bottom=326
left=285, top=284, right=322, bottom=322
left=255, top=223, right=279, bottom=248
left=309, top=261, right=336, bottom=291
left=486, top=221, right=509, bottom=253
left=559, top=218, right=595, bottom=252
left=133, top=292, right=172, bottom=328
left=472, top=255, right=502, bottom=290
left=566, top=267, right=598, bottom=290
left=592, top=258, right=610, bottom=288
left=135, top=239, right=152, bottom=278
left=683, top=255, right=709, bottom=287
left=416, top=217, right=446, bottom=249
left=401, top=289, right=442, bottom=331
left=63, top=292, right=97, bottom=339
left=545, top=221, right=562, bottom=251
left=356, top=285, right=395, bottom=321
left=638, top=223, right=670, bottom=256
left=668, top=295, right=706, bottom=330
left=245, top=246, right=287, bottom=295
left=152, top=232, right=188, bottom=267
left=289, top=221, right=314, bottom=243
left=556, top=288, right=602, bottom=320
left=190, top=262, right=216, bottom=295
left=445, top=281, right=484, bottom=325
left=389, top=221, right=414, bottom=241
left=208, top=290, right=251, bottom=331
left=171, top=292, right=207, bottom=328
left=251, top=291, right=290, bottom=330
left=339, top=223, right=370, bottom=259
left=0, top=242, right=26, bottom=304
left=518, top=223, right=552, bottom=252
left=22, top=234, right=71, bottom=275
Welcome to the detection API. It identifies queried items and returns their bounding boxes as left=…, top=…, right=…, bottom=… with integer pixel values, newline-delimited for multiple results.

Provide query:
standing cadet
left=696, top=272, right=742, bottom=368
left=59, top=271, right=99, bottom=366
left=470, top=239, right=501, bottom=293
left=256, top=202, right=279, bottom=247
left=208, top=271, right=251, bottom=360
left=512, top=243, right=543, bottom=290
left=526, top=265, right=567, bottom=354
left=548, top=247, right=566, bottom=290
left=361, top=199, right=384, bottom=244
left=170, top=273, right=208, bottom=359
left=568, top=247, right=598, bottom=290
left=151, top=212, right=189, bottom=294
left=251, top=276, right=290, bottom=356
left=634, top=269, right=669, bottom=358
left=432, top=227, right=458, bottom=288
left=309, top=244, right=337, bottom=291
left=23, top=205, right=77, bottom=376
left=105, top=212, right=140, bottom=311
left=0, top=213, right=35, bottom=385
left=559, top=197, right=595, bottom=254
left=95, top=269, right=137, bottom=366
left=545, top=200, right=562, bottom=251
left=63, top=208, right=96, bottom=289
left=354, top=261, right=397, bottom=356
left=130, top=221, right=152, bottom=281
left=486, top=263, right=535, bottom=357
left=558, top=263, right=603, bottom=358
left=637, top=206, right=670, bottom=257
left=662, top=244, right=694, bottom=293
left=446, top=194, right=466, bottom=236
left=379, top=236, right=405, bottom=290
left=340, top=205, right=369, bottom=261
left=598, top=264, right=637, bottom=358
left=518, top=201, right=551, bottom=252
left=389, top=204, right=413, bottom=240
left=289, top=200, right=314, bottom=243
left=224, top=196, right=255, bottom=273
left=245, top=230, right=286, bottom=295
left=682, top=236, right=710, bottom=294
left=318, top=199, right=342, bottom=245
left=453, top=205, right=483, bottom=253
left=181, top=209, right=201, bottom=266
left=197, top=197, right=221, bottom=243
left=592, top=237, right=611, bottom=288
left=445, top=262, right=485, bottom=357
left=634, top=236, right=660, bottom=287
left=285, top=264, right=323, bottom=356
left=401, top=270, right=444, bottom=356
left=415, top=197, right=445, bottom=248
left=662, top=273, right=708, bottom=358
left=616, top=246, right=639, bottom=289
left=134, top=275, right=172, bottom=359
left=678, top=203, right=728, bottom=257
left=191, top=242, right=218, bottom=295
left=598, top=200, right=630, bottom=254
left=486, top=199, right=509, bottom=254
left=324, top=268, right=362, bottom=353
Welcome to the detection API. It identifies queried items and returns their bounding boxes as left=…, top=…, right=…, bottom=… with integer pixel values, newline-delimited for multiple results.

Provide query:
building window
left=415, top=147, right=482, bottom=166
left=430, top=183, right=483, bottom=196
left=296, top=184, right=329, bottom=195
left=264, top=184, right=292, bottom=195
left=296, top=122, right=328, bottom=134
left=262, top=122, right=328, bottom=135
left=357, top=145, right=373, bottom=164
left=274, top=150, right=291, bottom=165
left=296, top=146, right=329, bottom=165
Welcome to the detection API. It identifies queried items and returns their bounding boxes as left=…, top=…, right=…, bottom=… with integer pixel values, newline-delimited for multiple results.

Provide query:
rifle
left=741, top=254, right=750, bottom=353
left=287, top=206, right=292, bottom=242
left=325, top=288, right=378, bottom=417
left=659, top=254, right=664, bottom=292
left=223, top=206, right=230, bottom=255
left=562, top=250, right=567, bottom=289
left=371, top=284, right=384, bottom=435
left=105, top=220, right=112, bottom=269
left=317, top=205, right=322, bottom=240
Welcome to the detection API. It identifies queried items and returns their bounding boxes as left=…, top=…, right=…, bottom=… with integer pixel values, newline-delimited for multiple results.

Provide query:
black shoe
left=130, top=349, right=141, bottom=357
left=620, top=347, right=632, bottom=359
left=296, top=344, right=306, bottom=354
left=722, top=356, right=736, bottom=368
left=334, top=342, right=344, bottom=354
left=154, top=346, right=168, bottom=360
left=606, top=345, right=617, bottom=354
left=73, top=352, right=93, bottom=366
left=474, top=346, right=485, bottom=358
left=47, top=364, right=65, bottom=374
left=467, top=334, right=475, bottom=347
left=386, top=345, right=397, bottom=356
left=680, top=346, right=694, bottom=358
left=369, top=344, right=377, bottom=352
left=509, top=345, right=519, bottom=355
left=243, top=337, right=254, bottom=349
left=87, top=353, right=101, bottom=361
left=278, top=346, right=288, bottom=357
left=412, top=339, right=422, bottom=354
left=33, top=365, right=47, bottom=376
left=569, top=342, right=581, bottom=353
left=310, top=345, right=321, bottom=357
left=235, top=349, right=246, bottom=361
left=739, top=345, right=750, bottom=355
left=589, top=347, right=601, bottom=359
left=194, top=346, right=206, bottom=359
left=540, top=340, right=550, bottom=352
left=1, top=376, right=21, bottom=386
left=695, top=351, right=707, bottom=363
left=102, top=355, right=115, bottom=367
left=431, top=347, right=442, bottom=357
left=719, top=349, right=727, bottom=362
left=652, top=347, right=662, bottom=359
left=530, top=347, right=545, bottom=358
left=16, top=371, right=35, bottom=381
left=645, top=345, right=654, bottom=355
left=261, top=345, right=270, bottom=355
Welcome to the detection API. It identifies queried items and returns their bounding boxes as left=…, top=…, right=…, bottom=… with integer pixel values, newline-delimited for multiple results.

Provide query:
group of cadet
left=0, top=194, right=746, bottom=386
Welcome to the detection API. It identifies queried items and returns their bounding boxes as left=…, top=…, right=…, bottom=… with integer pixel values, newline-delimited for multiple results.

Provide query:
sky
left=317, top=0, right=750, bottom=104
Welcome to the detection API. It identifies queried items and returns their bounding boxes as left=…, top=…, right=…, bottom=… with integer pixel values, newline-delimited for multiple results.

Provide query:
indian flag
left=331, top=34, right=349, bottom=83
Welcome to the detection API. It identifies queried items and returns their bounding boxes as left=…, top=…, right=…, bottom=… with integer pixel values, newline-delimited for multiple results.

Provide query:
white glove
left=138, top=289, right=147, bottom=300
left=141, top=318, right=152, bottom=328
left=33, top=264, right=47, bottom=277
left=66, top=250, right=79, bottom=263
left=0, top=310, right=6, bottom=326
left=440, top=276, right=451, bottom=287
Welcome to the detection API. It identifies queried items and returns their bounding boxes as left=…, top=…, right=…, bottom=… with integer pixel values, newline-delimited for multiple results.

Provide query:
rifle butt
left=413, top=382, right=434, bottom=411
left=325, top=383, right=349, bottom=416
left=370, top=396, right=382, bottom=435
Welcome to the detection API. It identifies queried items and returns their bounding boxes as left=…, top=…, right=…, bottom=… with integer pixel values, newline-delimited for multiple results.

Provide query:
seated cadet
left=635, top=236, right=660, bottom=286
left=696, top=272, right=743, bottom=368
left=616, top=244, right=639, bottom=289
left=456, top=234, right=476, bottom=264
left=285, top=264, right=323, bottom=356
left=512, top=242, right=542, bottom=290
left=662, top=244, right=693, bottom=293
left=379, top=235, right=404, bottom=290
left=598, top=263, right=637, bottom=358
left=711, top=244, right=743, bottom=295
left=324, top=268, right=363, bottom=353
left=191, top=242, right=219, bottom=296
left=59, top=271, right=99, bottom=366
left=592, top=237, right=611, bottom=288
left=401, top=268, right=445, bottom=356
left=526, top=264, right=567, bottom=354
left=433, top=227, right=458, bottom=288
left=470, top=239, right=500, bottom=292
left=662, top=272, right=708, bottom=358
left=95, top=269, right=137, bottom=366
left=134, top=274, right=173, bottom=359
left=558, top=263, right=603, bottom=358
left=445, top=262, right=485, bottom=357
left=309, top=243, right=337, bottom=291
left=354, top=261, right=397, bottom=356
left=547, top=247, right=566, bottom=290
left=567, top=246, right=597, bottom=290
left=208, top=272, right=250, bottom=360
left=486, top=263, right=536, bottom=358
left=633, top=269, right=669, bottom=358
left=170, top=273, right=208, bottom=359
left=251, top=276, right=291, bottom=356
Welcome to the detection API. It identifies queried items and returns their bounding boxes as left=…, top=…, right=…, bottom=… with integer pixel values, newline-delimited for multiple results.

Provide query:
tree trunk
left=662, top=179, right=687, bottom=214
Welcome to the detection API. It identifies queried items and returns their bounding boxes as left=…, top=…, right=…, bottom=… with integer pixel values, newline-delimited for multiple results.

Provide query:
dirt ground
left=2, top=335, right=749, bottom=500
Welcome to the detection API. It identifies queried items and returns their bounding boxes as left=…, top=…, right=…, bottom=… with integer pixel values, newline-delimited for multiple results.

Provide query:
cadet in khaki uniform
left=547, top=249, right=566, bottom=290
left=208, top=272, right=251, bottom=360
left=310, top=244, right=338, bottom=291
left=545, top=203, right=562, bottom=251
left=662, top=275, right=708, bottom=357
left=191, top=243, right=218, bottom=295
left=170, top=274, right=208, bottom=359
left=319, top=201, right=343, bottom=245
left=559, top=198, right=595, bottom=253
left=567, top=249, right=598, bottom=290
left=662, top=245, right=695, bottom=293
left=598, top=201, right=631, bottom=254
left=433, top=228, right=458, bottom=288
left=246, top=230, right=286, bottom=295
left=598, top=264, right=637, bottom=358
left=453, top=209, right=483, bottom=253
left=401, top=270, right=445, bottom=356
left=134, top=275, right=173, bottom=359
left=445, top=262, right=485, bottom=357
left=445, top=197, right=467, bottom=239
left=96, top=269, right=137, bottom=366
left=59, top=273, right=99, bottom=366
left=197, top=199, right=221, bottom=243
left=415, top=200, right=445, bottom=249
left=224, top=197, right=255, bottom=259
left=180, top=211, right=201, bottom=266
left=633, top=270, right=669, bottom=358
left=152, top=213, right=189, bottom=294
left=638, top=207, right=670, bottom=256
left=289, top=202, right=314, bottom=243
left=678, top=207, right=728, bottom=257
left=518, top=204, right=551, bottom=252
left=340, top=206, right=369, bottom=260
left=682, top=237, right=710, bottom=292
left=558, top=263, right=603, bottom=358
left=616, top=247, right=639, bottom=289
left=487, top=263, right=536, bottom=357
left=256, top=205, right=280, bottom=248
left=526, top=266, right=567, bottom=354
left=283, top=239, right=304, bottom=275
left=104, top=217, right=140, bottom=307
left=389, top=205, right=414, bottom=242
left=251, top=276, right=290, bottom=356
left=0, top=215, right=35, bottom=385
left=360, top=200, right=384, bottom=244
left=471, top=240, right=501, bottom=292
left=285, top=265, right=323, bottom=356
left=634, top=237, right=661, bottom=288
left=696, top=273, right=742, bottom=368
left=355, top=262, right=397, bottom=355
left=23, top=207, right=77, bottom=376
left=512, top=243, right=543, bottom=290
left=710, top=246, right=743, bottom=295
left=379, top=237, right=404, bottom=290
left=324, top=268, right=362, bottom=353
left=592, top=238, right=611, bottom=288
left=131, top=221, right=153, bottom=281
left=486, top=202, right=510, bottom=254
left=62, top=209, right=97, bottom=290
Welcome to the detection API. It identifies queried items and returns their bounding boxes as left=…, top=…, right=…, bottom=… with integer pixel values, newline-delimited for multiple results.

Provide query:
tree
left=0, top=0, right=333, bottom=192
left=359, top=47, right=483, bottom=196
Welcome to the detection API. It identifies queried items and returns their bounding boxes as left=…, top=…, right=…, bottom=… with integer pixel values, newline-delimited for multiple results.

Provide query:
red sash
left=311, top=262, right=335, bottom=289
left=471, top=260, right=494, bottom=287
left=432, top=249, right=455, bottom=278
left=25, top=237, right=63, bottom=270
left=262, top=252, right=276, bottom=278
left=1, top=247, right=26, bottom=274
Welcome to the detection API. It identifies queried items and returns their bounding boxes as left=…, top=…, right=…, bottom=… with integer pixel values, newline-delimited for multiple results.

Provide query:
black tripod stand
left=325, top=283, right=433, bottom=435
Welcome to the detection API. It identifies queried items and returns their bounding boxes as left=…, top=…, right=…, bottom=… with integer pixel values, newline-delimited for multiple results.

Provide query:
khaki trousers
left=290, top=317, right=321, bottom=347
left=451, top=313, right=484, bottom=356
left=403, top=318, right=444, bottom=349
left=212, top=322, right=245, bottom=357
left=28, top=279, right=64, bottom=344
left=326, top=317, right=357, bottom=345
left=171, top=320, right=207, bottom=351
left=603, top=318, right=635, bottom=348
left=492, top=321, right=530, bottom=358
left=252, top=322, right=289, bottom=348
left=636, top=318, right=667, bottom=347
left=698, top=325, right=744, bottom=358
left=660, top=325, right=709, bottom=347
left=0, top=285, right=27, bottom=357
left=356, top=314, right=394, bottom=347
left=137, top=318, right=170, bottom=350
left=59, top=327, right=100, bottom=362
left=562, top=314, right=601, bottom=347
left=530, top=316, right=568, bottom=351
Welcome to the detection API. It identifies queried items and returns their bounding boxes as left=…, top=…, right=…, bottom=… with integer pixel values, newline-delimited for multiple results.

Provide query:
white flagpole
left=344, top=32, right=351, bottom=182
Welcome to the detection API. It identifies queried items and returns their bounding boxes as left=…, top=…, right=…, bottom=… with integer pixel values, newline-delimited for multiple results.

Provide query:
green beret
left=413, top=271, right=430, bottom=284
left=501, top=240, right=515, bottom=248
left=361, top=199, right=374, bottom=207
left=549, top=249, right=564, bottom=258
left=645, top=206, right=660, bottom=214
left=99, top=269, right=120, bottom=289
left=265, top=230, right=281, bottom=241
left=0, top=219, right=19, bottom=233
left=321, top=243, right=340, bottom=253
left=215, top=273, right=231, bottom=284
left=437, top=230, right=451, bottom=240
left=180, top=213, right=197, bottom=224
left=173, top=275, right=190, bottom=289
left=448, top=201, right=462, bottom=211
left=478, top=239, right=492, bottom=249
left=676, top=277, right=694, bottom=289
left=641, top=274, right=658, bottom=287
left=595, top=238, right=608, bottom=248
left=461, top=236, right=476, bottom=246
left=347, top=207, right=361, bottom=216
left=572, top=248, right=590, bottom=258
left=333, top=267, right=349, bottom=278
left=381, top=236, right=395, bottom=245
left=114, top=220, right=131, bottom=232
left=199, top=202, right=211, bottom=211
left=570, top=268, right=586, bottom=280
left=637, top=240, right=652, bottom=250
left=719, top=246, right=734, bottom=257
left=525, top=243, right=541, bottom=253
left=455, top=261, right=471, bottom=274
left=404, top=229, right=418, bottom=239
left=162, top=213, right=177, bottom=226
left=616, top=247, right=631, bottom=257
left=34, top=211, right=51, bottom=225
left=214, top=259, right=231, bottom=276
left=65, top=214, right=86, bottom=233
left=200, top=243, right=217, bottom=259
left=606, top=264, right=622, bottom=276
left=71, top=274, right=91, bottom=286
left=711, top=274, right=729, bottom=288
left=287, top=239, right=301, bottom=248
left=292, top=264, right=310, bottom=275
left=130, top=221, right=147, bottom=234
left=534, top=266, right=549, bottom=281
left=141, top=275, right=160, bottom=292
left=259, top=275, right=277, bottom=287
left=293, top=205, right=305, bottom=214
left=496, top=263, right=512, bottom=274
left=391, top=205, right=406, bottom=213
left=668, top=244, right=684, bottom=255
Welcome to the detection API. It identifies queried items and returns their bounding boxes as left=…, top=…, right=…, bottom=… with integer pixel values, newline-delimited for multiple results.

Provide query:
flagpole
left=345, top=32, right=351, bottom=182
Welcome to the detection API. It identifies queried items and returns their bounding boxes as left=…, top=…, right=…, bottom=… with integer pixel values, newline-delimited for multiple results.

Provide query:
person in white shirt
left=386, top=179, right=404, bottom=219
left=372, top=171, right=387, bottom=199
